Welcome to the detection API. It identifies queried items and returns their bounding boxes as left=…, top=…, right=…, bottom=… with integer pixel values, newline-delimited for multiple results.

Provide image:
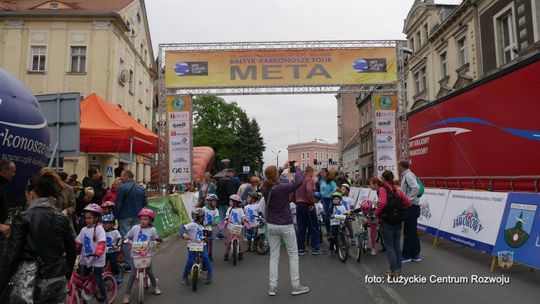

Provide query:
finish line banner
left=165, top=48, right=397, bottom=88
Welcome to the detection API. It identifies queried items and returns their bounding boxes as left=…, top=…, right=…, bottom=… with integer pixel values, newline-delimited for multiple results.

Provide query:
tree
left=192, top=96, right=265, bottom=174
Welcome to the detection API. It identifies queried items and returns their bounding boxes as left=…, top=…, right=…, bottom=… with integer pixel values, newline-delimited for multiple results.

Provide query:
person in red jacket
left=375, top=170, right=412, bottom=277
left=103, top=178, right=122, bottom=204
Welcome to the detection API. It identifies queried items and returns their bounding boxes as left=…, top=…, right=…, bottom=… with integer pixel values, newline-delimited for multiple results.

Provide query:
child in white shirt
left=202, top=193, right=220, bottom=261
left=122, top=208, right=162, bottom=303
left=76, top=204, right=107, bottom=303
left=223, top=195, right=248, bottom=261
left=328, top=192, right=350, bottom=256
left=181, top=208, right=212, bottom=285
left=244, top=192, right=263, bottom=252
left=102, top=213, right=122, bottom=284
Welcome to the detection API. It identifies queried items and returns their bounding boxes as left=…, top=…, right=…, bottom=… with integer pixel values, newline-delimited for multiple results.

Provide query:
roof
left=0, top=0, right=134, bottom=12
left=80, top=93, right=157, bottom=153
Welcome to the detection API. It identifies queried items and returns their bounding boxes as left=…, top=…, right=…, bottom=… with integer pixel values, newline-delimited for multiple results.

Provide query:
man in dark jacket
left=114, top=169, right=147, bottom=270
left=80, top=167, right=105, bottom=204
left=216, top=170, right=235, bottom=239
left=0, top=160, right=15, bottom=270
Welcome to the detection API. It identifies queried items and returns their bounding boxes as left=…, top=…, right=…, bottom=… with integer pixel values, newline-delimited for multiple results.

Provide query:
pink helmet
left=102, top=201, right=115, bottom=208
left=84, top=203, right=103, bottom=216
left=138, top=208, right=155, bottom=221
left=229, top=194, right=243, bottom=204
left=360, top=200, right=373, bottom=215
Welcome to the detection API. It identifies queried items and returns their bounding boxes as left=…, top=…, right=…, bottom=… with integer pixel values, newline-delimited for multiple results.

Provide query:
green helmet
left=331, top=192, right=343, bottom=199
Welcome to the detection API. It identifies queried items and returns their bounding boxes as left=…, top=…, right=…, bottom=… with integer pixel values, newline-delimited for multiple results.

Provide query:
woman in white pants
left=261, top=163, right=309, bottom=296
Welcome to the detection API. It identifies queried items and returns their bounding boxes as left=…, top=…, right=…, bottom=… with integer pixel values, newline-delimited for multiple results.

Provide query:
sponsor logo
left=378, top=155, right=392, bottom=162
left=376, top=128, right=394, bottom=135
left=376, top=145, right=395, bottom=150
left=453, top=205, right=484, bottom=234
left=420, top=201, right=432, bottom=220
left=173, top=157, right=188, bottom=163
left=171, top=121, right=187, bottom=129
left=169, top=112, right=189, bottom=120
left=377, top=120, right=392, bottom=127
left=497, top=251, right=514, bottom=269
left=170, top=130, right=189, bottom=137
left=503, top=204, right=536, bottom=248
left=377, top=164, right=395, bottom=172
left=378, top=96, right=393, bottom=109
left=352, top=58, right=387, bottom=73
left=171, top=146, right=189, bottom=152
left=171, top=97, right=186, bottom=111
left=172, top=167, right=190, bottom=174
left=170, top=137, right=188, bottom=146
left=174, top=62, right=208, bottom=76
left=376, top=111, right=395, bottom=117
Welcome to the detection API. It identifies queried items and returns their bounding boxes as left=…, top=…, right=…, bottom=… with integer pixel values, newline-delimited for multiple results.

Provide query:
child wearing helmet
left=328, top=192, right=350, bottom=257
left=122, top=208, right=162, bottom=303
left=359, top=199, right=378, bottom=256
left=244, top=192, right=264, bottom=252
left=202, top=193, right=220, bottom=261
left=339, top=184, right=356, bottom=247
left=223, top=194, right=248, bottom=261
left=180, top=208, right=213, bottom=286
left=75, top=203, right=108, bottom=303
left=102, top=213, right=123, bottom=283
left=102, top=200, right=115, bottom=216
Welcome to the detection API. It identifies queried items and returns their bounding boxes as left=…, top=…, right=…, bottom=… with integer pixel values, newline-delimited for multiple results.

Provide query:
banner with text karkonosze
left=165, top=48, right=397, bottom=88
left=437, top=190, right=508, bottom=253
left=167, top=95, right=192, bottom=184
left=417, top=189, right=450, bottom=235
left=492, top=193, right=540, bottom=269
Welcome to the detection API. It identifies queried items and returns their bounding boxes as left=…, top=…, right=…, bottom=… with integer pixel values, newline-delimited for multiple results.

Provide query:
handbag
left=7, top=210, right=55, bottom=304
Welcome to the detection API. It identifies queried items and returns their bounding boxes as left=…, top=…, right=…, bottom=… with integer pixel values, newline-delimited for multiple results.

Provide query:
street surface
left=123, top=233, right=540, bottom=304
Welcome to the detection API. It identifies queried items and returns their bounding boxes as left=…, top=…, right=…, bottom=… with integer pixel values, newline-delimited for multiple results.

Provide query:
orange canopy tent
left=80, top=93, right=158, bottom=154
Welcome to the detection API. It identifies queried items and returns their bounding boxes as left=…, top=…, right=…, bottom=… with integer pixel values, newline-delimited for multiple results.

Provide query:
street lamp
left=271, top=150, right=281, bottom=168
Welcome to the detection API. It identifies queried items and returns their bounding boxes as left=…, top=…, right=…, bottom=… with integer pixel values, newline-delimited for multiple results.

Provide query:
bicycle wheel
left=256, top=234, right=270, bottom=255
left=138, top=273, right=145, bottom=304
left=337, top=231, right=349, bottom=263
left=356, top=232, right=363, bottom=263
left=103, top=272, right=117, bottom=303
left=232, top=239, right=238, bottom=266
left=191, top=264, right=199, bottom=292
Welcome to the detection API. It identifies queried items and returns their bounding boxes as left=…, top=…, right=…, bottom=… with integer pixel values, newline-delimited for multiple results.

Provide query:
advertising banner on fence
left=169, top=194, right=191, bottom=226
left=493, top=193, right=540, bottom=269
left=417, top=189, right=450, bottom=235
left=373, top=94, right=398, bottom=178
left=165, top=48, right=397, bottom=88
left=167, top=95, right=192, bottom=184
left=147, top=196, right=182, bottom=237
left=437, top=190, right=508, bottom=253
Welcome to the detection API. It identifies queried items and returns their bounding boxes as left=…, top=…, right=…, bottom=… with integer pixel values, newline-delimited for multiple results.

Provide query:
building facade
left=403, top=0, right=540, bottom=110
left=336, top=87, right=361, bottom=166
left=0, top=0, right=157, bottom=183
left=287, top=141, right=338, bottom=171
left=341, top=131, right=360, bottom=178
left=356, top=92, right=375, bottom=185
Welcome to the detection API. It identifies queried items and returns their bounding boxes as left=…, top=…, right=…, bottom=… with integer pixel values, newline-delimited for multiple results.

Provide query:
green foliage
left=193, top=95, right=265, bottom=174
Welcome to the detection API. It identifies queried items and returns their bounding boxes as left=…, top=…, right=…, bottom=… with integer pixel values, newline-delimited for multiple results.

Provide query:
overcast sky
left=145, top=0, right=462, bottom=168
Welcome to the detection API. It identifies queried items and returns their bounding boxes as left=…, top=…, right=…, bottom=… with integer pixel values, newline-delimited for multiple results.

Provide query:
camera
left=289, top=161, right=296, bottom=173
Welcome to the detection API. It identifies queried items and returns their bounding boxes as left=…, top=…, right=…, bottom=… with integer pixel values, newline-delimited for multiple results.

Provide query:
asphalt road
left=119, top=232, right=540, bottom=304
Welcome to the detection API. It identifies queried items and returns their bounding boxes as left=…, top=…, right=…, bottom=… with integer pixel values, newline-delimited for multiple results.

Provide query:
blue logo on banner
left=493, top=193, right=540, bottom=269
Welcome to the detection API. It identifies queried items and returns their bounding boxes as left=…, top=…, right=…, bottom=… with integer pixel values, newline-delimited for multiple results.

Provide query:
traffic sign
left=106, top=165, right=113, bottom=177
left=242, top=166, right=250, bottom=174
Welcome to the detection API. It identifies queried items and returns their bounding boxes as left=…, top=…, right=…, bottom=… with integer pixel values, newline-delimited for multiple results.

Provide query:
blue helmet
left=101, top=213, right=115, bottom=222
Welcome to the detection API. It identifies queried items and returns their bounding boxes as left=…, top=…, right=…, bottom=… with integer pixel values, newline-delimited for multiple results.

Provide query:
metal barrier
left=418, top=176, right=540, bottom=193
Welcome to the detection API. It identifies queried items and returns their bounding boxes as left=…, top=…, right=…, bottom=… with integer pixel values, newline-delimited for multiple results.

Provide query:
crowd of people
left=0, top=157, right=422, bottom=302
left=0, top=160, right=159, bottom=303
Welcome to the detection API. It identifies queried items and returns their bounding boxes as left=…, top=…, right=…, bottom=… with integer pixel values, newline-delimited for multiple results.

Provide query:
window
left=497, top=11, right=517, bottom=65
left=138, top=80, right=143, bottom=102
left=413, top=72, right=420, bottom=94
left=315, top=152, right=318, bottom=159
left=416, top=31, right=421, bottom=48
left=302, top=152, right=305, bottom=160
left=30, top=46, right=46, bottom=71
left=70, top=46, right=86, bottom=73
left=409, top=37, right=415, bottom=52
left=307, top=152, right=310, bottom=159
left=128, top=70, right=134, bottom=94
left=50, top=2, right=59, bottom=9
left=423, top=23, right=429, bottom=42
left=140, top=43, right=144, bottom=56
left=458, top=38, right=468, bottom=66
left=440, top=51, right=448, bottom=77
left=421, top=67, right=427, bottom=91
left=136, top=12, right=141, bottom=23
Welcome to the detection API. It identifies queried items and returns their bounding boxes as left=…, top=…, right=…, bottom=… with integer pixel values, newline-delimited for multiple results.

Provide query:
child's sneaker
left=122, top=294, right=130, bottom=304
left=371, top=248, right=377, bottom=255
left=115, top=274, right=123, bottom=284
left=204, top=277, right=212, bottom=285
left=182, top=277, right=191, bottom=286
left=153, top=286, right=162, bottom=295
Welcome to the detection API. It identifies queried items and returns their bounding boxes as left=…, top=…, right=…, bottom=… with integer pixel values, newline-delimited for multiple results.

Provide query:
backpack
left=416, top=177, right=425, bottom=198
left=381, top=185, right=404, bottom=225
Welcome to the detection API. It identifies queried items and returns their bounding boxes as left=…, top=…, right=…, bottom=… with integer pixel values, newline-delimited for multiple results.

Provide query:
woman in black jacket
left=0, top=170, right=77, bottom=303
